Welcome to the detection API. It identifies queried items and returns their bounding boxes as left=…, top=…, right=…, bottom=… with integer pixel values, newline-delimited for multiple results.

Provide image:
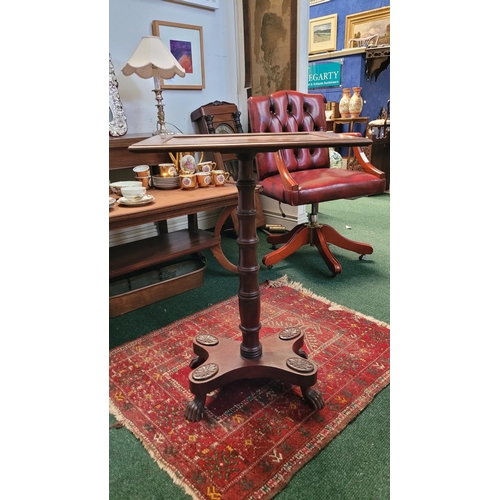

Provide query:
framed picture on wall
left=344, top=7, right=390, bottom=49
left=152, top=20, right=205, bottom=90
left=309, top=14, right=338, bottom=55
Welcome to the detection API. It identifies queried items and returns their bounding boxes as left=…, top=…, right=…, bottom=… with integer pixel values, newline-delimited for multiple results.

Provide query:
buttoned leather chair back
left=248, top=90, right=330, bottom=180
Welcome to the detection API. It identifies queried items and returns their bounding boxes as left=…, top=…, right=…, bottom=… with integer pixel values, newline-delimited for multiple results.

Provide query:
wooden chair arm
left=352, top=147, right=385, bottom=178
left=274, top=151, right=299, bottom=191
left=342, top=132, right=386, bottom=179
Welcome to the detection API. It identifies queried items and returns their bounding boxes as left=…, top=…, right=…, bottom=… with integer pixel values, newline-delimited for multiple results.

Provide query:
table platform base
left=185, top=328, right=325, bottom=422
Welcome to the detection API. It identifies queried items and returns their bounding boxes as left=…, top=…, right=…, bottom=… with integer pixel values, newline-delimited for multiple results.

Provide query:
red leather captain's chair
left=247, top=90, right=386, bottom=276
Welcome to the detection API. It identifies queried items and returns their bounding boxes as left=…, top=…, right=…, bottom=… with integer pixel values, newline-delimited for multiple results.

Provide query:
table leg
left=184, top=154, right=324, bottom=422
left=235, top=154, right=262, bottom=360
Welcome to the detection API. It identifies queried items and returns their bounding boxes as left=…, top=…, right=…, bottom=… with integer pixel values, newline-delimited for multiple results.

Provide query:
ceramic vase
left=339, top=88, right=351, bottom=118
left=349, top=87, right=363, bottom=118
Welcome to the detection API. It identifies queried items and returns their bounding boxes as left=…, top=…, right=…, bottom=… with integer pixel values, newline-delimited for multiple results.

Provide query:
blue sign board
left=308, top=61, right=342, bottom=89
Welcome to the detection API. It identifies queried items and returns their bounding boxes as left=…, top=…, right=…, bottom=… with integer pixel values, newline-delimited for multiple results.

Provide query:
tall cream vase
left=339, top=88, right=351, bottom=118
left=349, top=87, right=363, bottom=118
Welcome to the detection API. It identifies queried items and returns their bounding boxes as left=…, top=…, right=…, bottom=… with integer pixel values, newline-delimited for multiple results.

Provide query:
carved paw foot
left=301, top=386, right=325, bottom=410
left=185, top=394, right=206, bottom=422
left=189, top=355, right=203, bottom=369
left=297, top=348, right=308, bottom=359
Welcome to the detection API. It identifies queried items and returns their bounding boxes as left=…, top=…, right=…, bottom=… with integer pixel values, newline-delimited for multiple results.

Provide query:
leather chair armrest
left=274, top=151, right=299, bottom=191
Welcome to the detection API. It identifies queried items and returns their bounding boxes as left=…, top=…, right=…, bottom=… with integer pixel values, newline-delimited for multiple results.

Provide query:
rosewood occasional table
left=130, top=132, right=372, bottom=422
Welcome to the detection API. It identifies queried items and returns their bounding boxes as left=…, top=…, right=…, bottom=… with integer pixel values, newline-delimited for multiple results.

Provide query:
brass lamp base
left=152, top=88, right=174, bottom=136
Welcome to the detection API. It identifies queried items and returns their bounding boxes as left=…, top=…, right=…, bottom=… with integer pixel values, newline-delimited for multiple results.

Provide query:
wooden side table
left=129, top=132, right=373, bottom=422
left=326, top=117, right=369, bottom=135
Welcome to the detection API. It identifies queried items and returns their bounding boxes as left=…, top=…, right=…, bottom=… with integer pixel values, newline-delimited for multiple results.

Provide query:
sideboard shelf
left=109, top=229, right=221, bottom=279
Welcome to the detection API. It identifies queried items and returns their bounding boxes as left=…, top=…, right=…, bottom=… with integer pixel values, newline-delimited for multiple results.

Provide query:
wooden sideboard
left=109, top=135, right=239, bottom=317
left=109, top=133, right=170, bottom=170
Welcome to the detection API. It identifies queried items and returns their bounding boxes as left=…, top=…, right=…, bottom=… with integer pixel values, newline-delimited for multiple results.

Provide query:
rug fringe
left=266, top=274, right=289, bottom=288
left=270, top=275, right=390, bottom=329
left=109, top=400, right=202, bottom=500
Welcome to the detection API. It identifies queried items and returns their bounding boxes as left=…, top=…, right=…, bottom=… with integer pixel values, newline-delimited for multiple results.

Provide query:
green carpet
left=109, top=193, right=389, bottom=499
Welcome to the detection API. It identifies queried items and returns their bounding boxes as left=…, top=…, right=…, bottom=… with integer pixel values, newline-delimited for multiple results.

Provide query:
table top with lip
left=128, top=131, right=372, bottom=155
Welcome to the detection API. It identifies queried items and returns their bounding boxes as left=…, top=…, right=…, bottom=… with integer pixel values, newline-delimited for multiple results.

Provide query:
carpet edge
left=256, top=370, right=390, bottom=500
left=267, top=275, right=390, bottom=329
left=109, top=400, right=200, bottom=500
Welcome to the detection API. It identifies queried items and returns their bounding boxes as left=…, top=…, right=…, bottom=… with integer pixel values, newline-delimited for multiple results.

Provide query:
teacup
left=109, top=180, right=142, bottom=197
left=135, top=175, right=151, bottom=189
left=197, top=161, right=216, bottom=173
left=196, top=171, right=212, bottom=188
left=133, top=165, right=150, bottom=177
left=158, top=163, right=178, bottom=177
left=180, top=173, right=196, bottom=189
left=211, top=170, right=230, bottom=186
left=121, top=185, right=146, bottom=200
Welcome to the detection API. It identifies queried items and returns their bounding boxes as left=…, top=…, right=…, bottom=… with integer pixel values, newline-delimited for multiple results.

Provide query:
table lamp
left=122, top=36, right=186, bottom=136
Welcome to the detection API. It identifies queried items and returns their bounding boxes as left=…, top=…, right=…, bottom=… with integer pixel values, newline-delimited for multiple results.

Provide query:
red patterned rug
left=109, top=276, right=390, bottom=500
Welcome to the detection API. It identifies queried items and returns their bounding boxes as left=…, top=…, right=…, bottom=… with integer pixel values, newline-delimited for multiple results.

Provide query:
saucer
left=152, top=175, right=181, bottom=190
left=117, top=194, right=155, bottom=206
left=109, top=197, right=116, bottom=208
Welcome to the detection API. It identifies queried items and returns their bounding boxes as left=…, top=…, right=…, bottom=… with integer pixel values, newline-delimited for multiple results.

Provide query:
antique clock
left=190, top=100, right=244, bottom=181
left=190, top=100, right=266, bottom=232
left=190, top=100, right=244, bottom=135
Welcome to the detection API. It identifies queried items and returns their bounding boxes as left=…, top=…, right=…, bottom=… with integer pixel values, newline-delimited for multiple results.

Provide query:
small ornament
left=348, top=87, right=363, bottom=118
left=339, top=88, right=351, bottom=118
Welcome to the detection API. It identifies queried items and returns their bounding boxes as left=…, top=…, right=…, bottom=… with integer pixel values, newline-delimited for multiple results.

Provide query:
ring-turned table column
left=129, top=132, right=372, bottom=422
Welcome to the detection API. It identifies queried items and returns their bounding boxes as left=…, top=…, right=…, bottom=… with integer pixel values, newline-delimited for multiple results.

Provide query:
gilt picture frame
left=152, top=20, right=205, bottom=90
left=344, top=7, right=390, bottom=49
left=309, top=14, right=338, bottom=55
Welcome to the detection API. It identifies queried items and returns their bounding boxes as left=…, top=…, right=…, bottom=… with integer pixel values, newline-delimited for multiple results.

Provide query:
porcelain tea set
left=154, top=152, right=229, bottom=190
left=109, top=153, right=230, bottom=208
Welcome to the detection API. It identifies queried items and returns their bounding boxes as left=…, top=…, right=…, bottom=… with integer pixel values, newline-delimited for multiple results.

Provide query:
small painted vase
left=349, top=87, right=363, bottom=118
left=339, top=88, right=351, bottom=118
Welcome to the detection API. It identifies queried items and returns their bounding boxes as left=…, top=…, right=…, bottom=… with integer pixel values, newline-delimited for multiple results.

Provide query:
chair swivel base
left=262, top=222, right=373, bottom=276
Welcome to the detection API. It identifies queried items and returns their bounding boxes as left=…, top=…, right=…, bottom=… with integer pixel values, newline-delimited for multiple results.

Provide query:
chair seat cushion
left=259, top=167, right=386, bottom=206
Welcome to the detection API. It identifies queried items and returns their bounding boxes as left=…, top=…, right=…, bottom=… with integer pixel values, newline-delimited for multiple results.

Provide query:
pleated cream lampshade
left=121, top=36, right=186, bottom=135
